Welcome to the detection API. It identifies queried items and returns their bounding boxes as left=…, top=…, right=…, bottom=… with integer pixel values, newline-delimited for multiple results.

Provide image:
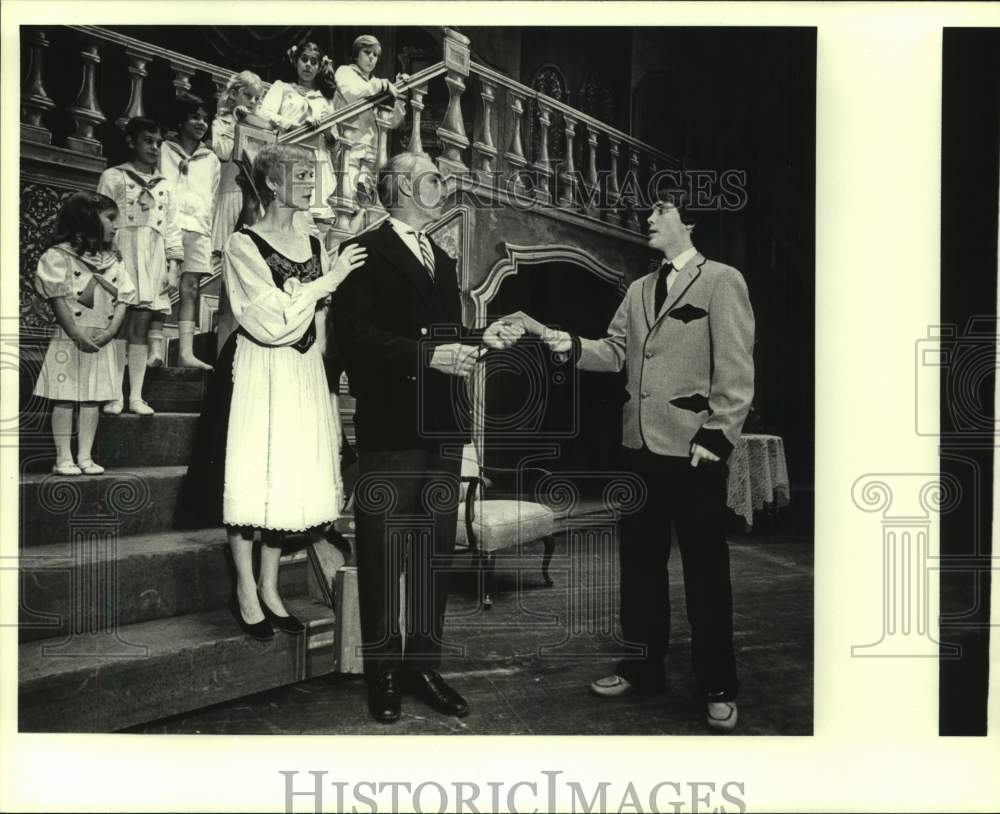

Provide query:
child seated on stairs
left=33, top=191, right=136, bottom=475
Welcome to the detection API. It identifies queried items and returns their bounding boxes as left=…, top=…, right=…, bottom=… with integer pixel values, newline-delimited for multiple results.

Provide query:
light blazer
left=576, top=251, right=755, bottom=460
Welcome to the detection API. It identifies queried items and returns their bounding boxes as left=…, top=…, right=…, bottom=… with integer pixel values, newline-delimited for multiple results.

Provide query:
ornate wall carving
left=20, top=182, right=76, bottom=333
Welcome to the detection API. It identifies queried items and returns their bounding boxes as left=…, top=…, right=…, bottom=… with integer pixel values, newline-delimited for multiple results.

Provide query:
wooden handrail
left=470, top=61, right=680, bottom=169
left=279, top=62, right=449, bottom=144
left=69, top=25, right=267, bottom=91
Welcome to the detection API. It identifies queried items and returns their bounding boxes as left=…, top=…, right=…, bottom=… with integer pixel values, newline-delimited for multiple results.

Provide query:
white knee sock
left=127, top=344, right=149, bottom=403
left=51, top=403, right=74, bottom=464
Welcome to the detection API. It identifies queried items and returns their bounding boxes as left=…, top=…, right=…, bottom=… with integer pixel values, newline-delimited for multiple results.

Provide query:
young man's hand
left=690, top=443, right=721, bottom=467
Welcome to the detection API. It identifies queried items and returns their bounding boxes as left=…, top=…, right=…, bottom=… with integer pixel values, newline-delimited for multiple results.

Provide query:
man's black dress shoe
left=368, top=673, right=402, bottom=724
left=402, top=670, right=469, bottom=717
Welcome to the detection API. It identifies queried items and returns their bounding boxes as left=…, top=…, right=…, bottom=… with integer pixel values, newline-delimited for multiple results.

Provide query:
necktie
left=654, top=260, right=673, bottom=316
left=410, top=230, right=436, bottom=280
left=122, top=169, right=164, bottom=211
left=167, top=142, right=208, bottom=176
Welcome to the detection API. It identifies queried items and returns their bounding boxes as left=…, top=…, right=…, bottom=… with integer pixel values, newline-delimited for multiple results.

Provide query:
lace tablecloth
left=727, top=433, right=791, bottom=527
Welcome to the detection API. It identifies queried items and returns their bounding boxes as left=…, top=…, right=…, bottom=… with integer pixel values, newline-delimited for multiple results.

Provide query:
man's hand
left=690, top=443, right=721, bottom=467
left=542, top=328, right=572, bottom=353
left=429, top=343, right=483, bottom=378
left=483, top=319, right=525, bottom=350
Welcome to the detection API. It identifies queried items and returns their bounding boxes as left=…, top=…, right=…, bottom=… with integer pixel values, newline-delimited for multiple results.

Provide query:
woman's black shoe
left=257, top=590, right=306, bottom=634
left=229, top=597, right=274, bottom=641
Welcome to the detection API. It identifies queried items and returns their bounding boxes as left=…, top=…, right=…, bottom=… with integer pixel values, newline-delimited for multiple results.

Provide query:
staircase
left=17, top=24, right=676, bottom=733
left=17, top=350, right=349, bottom=733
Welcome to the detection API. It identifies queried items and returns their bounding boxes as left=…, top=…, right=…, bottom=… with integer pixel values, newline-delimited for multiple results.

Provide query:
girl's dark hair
left=49, top=191, right=119, bottom=255
left=124, top=115, right=161, bottom=144
left=168, top=93, right=209, bottom=132
left=286, top=39, right=336, bottom=100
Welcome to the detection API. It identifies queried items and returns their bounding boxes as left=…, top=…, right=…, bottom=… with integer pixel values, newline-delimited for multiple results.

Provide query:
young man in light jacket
left=543, top=190, right=755, bottom=732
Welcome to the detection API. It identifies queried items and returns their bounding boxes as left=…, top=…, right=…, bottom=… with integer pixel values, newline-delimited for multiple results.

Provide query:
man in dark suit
left=542, top=190, right=755, bottom=732
left=331, top=152, right=524, bottom=724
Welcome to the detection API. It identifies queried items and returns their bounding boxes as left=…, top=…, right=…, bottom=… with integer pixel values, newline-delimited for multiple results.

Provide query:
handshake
left=428, top=311, right=574, bottom=378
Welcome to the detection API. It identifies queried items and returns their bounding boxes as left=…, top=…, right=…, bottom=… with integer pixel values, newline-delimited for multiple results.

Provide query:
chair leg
left=542, top=536, right=555, bottom=587
left=480, top=551, right=496, bottom=609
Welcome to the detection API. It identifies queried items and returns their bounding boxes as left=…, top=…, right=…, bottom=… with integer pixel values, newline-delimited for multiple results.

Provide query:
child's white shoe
left=128, top=399, right=155, bottom=416
left=52, top=461, right=82, bottom=476
left=103, top=400, right=124, bottom=415
left=77, top=460, right=105, bottom=475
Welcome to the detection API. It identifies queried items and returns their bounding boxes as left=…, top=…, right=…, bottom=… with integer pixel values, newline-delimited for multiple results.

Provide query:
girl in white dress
left=222, top=142, right=366, bottom=638
left=258, top=40, right=338, bottom=222
left=210, top=70, right=264, bottom=257
left=33, top=191, right=136, bottom=475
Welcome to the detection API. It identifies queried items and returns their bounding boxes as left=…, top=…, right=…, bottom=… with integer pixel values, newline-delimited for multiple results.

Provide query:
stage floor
left=129, top=526, right=813, bottom=736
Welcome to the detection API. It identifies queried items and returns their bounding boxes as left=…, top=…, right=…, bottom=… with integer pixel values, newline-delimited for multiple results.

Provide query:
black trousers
left=353, top=448, right=462, bottom=680
left=616, top=446, right=738, bottom=701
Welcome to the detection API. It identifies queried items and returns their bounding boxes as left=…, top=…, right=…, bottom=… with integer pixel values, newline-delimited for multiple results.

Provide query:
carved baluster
left=407, top=83, right=428, bottom=154
left=624, top=145, right=642, bottom=231
left=583, top=125, right=599, bottom=217
left=171, top=64, right=194, bottom=97
left=606, top=135, right=623, bottom=225
left=335, top=114, right=362, bottom=222
left=436, top=28, right=471, bottom=177
left=533, top=100, right=553, bottom=203
left=331, top=137, right=359, bottom=234
left=504, top=89, right=529, bottom=195
left=374, top=105, right=394, bottom=175
left=66, top=38, right=107, bottom=156
left=212, top=75, right=228, bottom=106
left=558, top=113, right=578, bottom=209
left=117, top=48, right=153, bottom=129
left=21, top=28, right=55, bottom=144
left=472, top=77, right=498, bottom=182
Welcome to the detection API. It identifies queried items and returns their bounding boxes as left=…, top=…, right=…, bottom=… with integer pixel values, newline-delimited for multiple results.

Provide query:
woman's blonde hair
left=253, top=143, right=315, bottom=207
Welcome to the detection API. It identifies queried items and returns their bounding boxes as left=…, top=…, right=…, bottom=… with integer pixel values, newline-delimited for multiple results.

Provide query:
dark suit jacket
left=331, top=219, right=481, bottom=452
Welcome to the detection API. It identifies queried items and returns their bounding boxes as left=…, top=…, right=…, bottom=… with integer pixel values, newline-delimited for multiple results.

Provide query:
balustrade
left=20, top=25, right=680, bottom=238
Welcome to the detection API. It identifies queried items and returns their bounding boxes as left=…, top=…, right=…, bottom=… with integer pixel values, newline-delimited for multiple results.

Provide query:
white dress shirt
left=663, top=245, right=698, bottom=294
left=388, top=216, right=430, bottom=266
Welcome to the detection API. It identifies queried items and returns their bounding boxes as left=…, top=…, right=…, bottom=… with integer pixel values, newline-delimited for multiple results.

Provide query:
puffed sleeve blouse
left=222, top=230, right=333, bottom=347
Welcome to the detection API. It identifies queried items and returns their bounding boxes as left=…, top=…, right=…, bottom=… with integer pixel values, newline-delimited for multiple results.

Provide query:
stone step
left=20, top=412, right=200, bottom=474
left=21, top=464, right=357, bottom=546
left=18, top=528, right=313, bottom=643
left=18, top=352, right=208, bottom=417
left=18, top=596, right=337, bottom=732
left=125, top=365, right=208, bottom=413
left=20, top=465, right=189, bottom=547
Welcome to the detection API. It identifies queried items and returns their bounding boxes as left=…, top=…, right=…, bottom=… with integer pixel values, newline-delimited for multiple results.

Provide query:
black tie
left=654, top=260, right=673, bottom=316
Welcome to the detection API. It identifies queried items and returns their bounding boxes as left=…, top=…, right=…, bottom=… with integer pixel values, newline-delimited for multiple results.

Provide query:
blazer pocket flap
left=667, top=304, right=708, bottom=323
left=669, top=393, right=712, bottom=414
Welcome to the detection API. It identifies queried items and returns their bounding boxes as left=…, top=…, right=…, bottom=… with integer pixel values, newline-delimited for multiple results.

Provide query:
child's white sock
left=76, top=404, right=99, bottom=463
left=147, top=329, right=165, bottom=368
left=178, top=320, right=213, bottom=370
left=127, top=343, right=149, bottom=405
left=51, top=403, right=74, bottom=464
